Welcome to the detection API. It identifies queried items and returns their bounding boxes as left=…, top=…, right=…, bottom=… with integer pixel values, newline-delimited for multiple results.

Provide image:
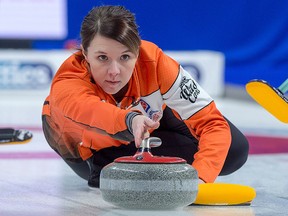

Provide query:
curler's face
left=83, top=34, right=138, bottom=95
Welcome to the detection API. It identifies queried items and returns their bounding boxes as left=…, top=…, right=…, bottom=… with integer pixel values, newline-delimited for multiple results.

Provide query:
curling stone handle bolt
left=140, top=137, right=162, bottom=149
left=136, top=155, right=143, bottom=160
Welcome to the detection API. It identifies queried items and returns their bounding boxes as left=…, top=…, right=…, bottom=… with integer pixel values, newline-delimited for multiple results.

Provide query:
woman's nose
left=108, top=61, right=120, bottom=76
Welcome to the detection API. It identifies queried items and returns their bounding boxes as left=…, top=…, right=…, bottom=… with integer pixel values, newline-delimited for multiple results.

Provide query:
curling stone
left=99, top=137, right=198, bottom=210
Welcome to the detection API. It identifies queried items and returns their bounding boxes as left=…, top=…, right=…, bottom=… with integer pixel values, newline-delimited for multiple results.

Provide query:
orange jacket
left=42, top=40, right=231, bottom=182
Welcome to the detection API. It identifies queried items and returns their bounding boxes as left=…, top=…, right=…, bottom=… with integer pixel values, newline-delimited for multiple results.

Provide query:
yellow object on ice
left=193, top=183, right=256, bottom=206
left=246, top=79, right=288, bottom=123
left=0, top=137, right=32, bottom=145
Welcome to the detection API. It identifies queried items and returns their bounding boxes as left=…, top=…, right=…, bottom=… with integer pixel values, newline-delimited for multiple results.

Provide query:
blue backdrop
left=33, top=0, right=288, bottom=88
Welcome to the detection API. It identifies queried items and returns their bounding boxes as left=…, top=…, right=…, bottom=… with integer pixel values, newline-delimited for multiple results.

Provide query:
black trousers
left=63, top=107, right=249, bottom=181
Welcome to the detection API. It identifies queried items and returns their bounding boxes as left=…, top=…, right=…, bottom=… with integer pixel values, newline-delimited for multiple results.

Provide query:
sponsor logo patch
left=139, top=99, right=162, bottom=121
left=180, top=76, right=200, bottom=103
left=140, top=99, right=150, bottom=112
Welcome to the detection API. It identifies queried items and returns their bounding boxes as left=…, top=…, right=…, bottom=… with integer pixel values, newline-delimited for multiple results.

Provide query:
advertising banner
left=0, top=50, right=224, bottom=127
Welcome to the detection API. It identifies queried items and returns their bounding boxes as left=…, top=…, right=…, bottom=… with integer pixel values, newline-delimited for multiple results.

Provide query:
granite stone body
left=100, top=162, right=198, bottom=210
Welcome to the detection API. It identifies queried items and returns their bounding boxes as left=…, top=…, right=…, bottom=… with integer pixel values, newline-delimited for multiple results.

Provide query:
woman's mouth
left=106, top=80, right=120, bottom=87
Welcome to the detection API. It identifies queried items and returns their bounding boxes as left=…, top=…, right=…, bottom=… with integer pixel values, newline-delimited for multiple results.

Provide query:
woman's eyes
left=98, top=55, right=108, bottom=61
left=120, top=54, right=130, bottom=61
left=97, top=54, right=130, bottom=62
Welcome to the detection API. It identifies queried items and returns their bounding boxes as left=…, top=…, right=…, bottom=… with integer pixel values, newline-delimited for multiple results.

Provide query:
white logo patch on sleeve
left=179, top=76, right=200, bottom=103
left=163, top=66, right=213, bottom=120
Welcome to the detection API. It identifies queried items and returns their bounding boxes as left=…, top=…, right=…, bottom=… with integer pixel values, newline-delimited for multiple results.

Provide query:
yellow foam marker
left=246, top=79, right=288, bottom=123
left=193, top=183, right=256, bottom=206
left=0, top=138, right=32, bottom=145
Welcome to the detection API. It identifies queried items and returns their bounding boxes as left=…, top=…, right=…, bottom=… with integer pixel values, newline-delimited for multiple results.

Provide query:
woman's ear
left=81, top=45, right=88, bottom=62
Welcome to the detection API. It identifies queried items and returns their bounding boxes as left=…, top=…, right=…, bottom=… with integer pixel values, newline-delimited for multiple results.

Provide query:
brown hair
left=80, top=5, right=141, bottom=55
